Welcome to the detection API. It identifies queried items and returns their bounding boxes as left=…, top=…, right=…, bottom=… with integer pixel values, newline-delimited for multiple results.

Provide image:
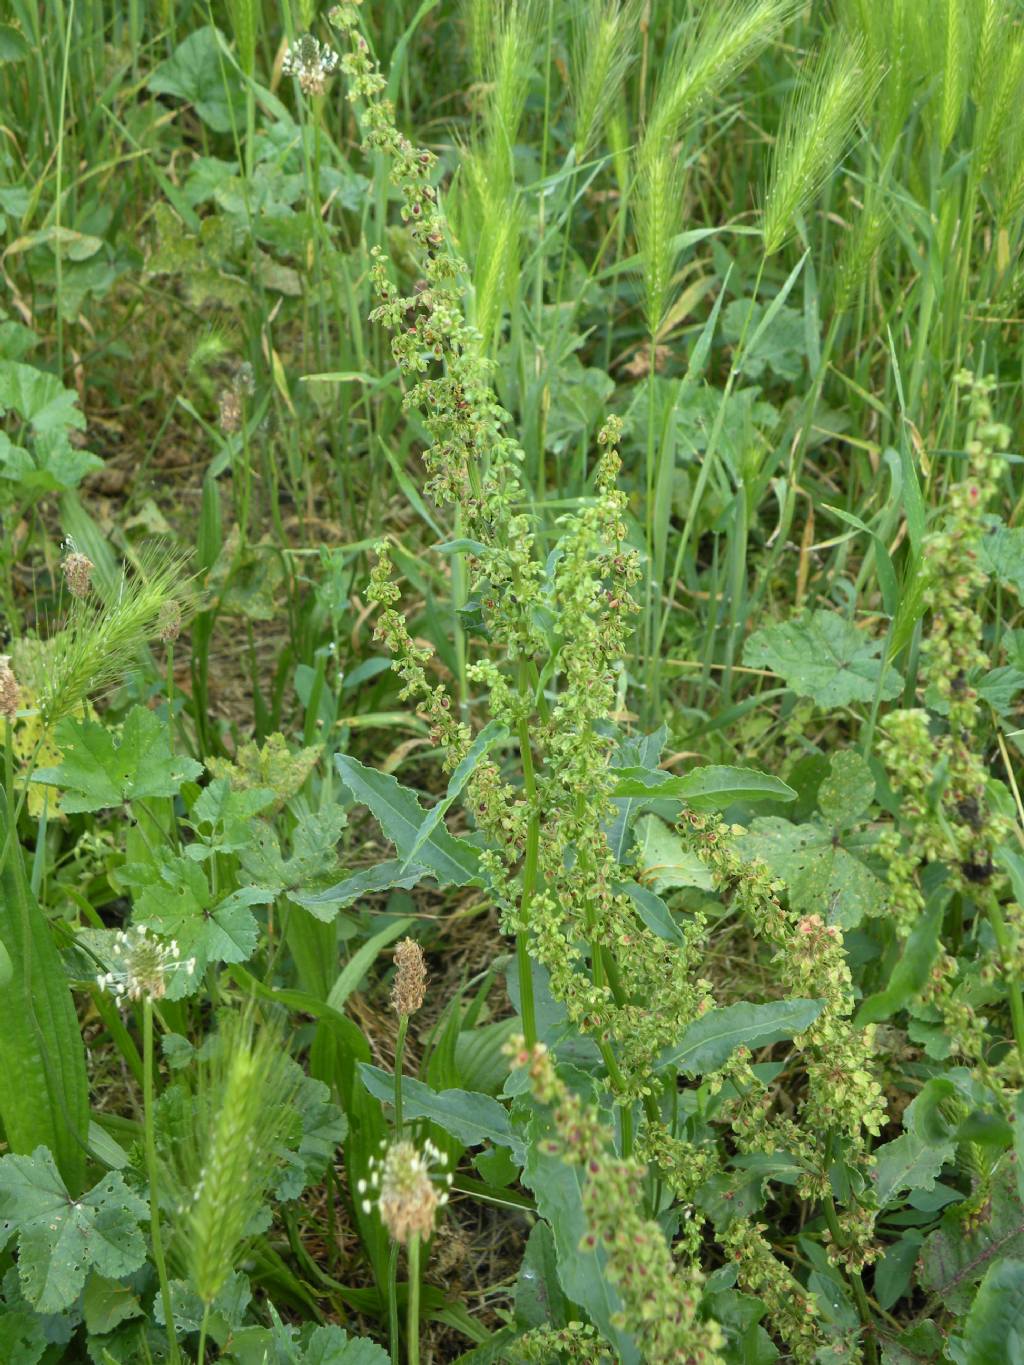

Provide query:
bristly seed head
left=158, top=600, right=182, bottom=644
left=391, top=936, right=427, bottom=1016
left=62, top=551, right=95, bottom=599
left=95, top=925, right=196, bottom=1003
left=362, top=1138, right=452, bottom=1244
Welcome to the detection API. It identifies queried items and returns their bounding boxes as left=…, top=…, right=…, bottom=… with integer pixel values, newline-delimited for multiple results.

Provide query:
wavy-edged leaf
left=358, top=1065, right=521, bottom=1158
left=658, top=998, right=826, bottom=1074
left=611, top=764, right=795, bottom=809
left=336, top=754, right=482, bottom=887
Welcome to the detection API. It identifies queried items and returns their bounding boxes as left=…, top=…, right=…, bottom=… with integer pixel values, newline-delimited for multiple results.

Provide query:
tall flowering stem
left=143, top=997, right=179, bottom=1364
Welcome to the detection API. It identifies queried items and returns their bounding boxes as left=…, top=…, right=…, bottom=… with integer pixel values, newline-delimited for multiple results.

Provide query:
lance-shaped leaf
left=34, top=706, right=203, bottom=814
left=358, top=1065, right=522, bottom=1159
left=336, top=755, right=482, bottom=888
left=658, top=998, right=826, bottom=1074
left=401, top=720, right=507, bottom=871
left=611, top=764, right=795, bottom=810
left=0, top=1147, right=147, bottom=1313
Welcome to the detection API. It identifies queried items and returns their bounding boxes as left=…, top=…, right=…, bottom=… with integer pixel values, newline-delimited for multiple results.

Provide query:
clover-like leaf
left=743, top=609, right=903, bottom=707
left=0, top=1147, right=147, bottom=1314
left=34, top=707, right=202, bottom=814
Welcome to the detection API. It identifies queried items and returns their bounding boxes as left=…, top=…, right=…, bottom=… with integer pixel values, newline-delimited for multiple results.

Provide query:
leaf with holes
left=737, top=817, right=885, bottom=928
left=743, top=610, right=903, bottom=707
left=0, top=1147, right=147, bottom=1314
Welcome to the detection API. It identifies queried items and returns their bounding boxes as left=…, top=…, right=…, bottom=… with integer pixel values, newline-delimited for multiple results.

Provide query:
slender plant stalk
left=406, top=1233, right=421, bottom=1365
left=143, top=998, right=179, bottom=1364
left=987, top=898, right=1024, bottom=1070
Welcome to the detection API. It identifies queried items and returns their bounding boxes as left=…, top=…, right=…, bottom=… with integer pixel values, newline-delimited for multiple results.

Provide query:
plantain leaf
left=0, top=800, right=89, bottom=1193
left=358, top=1065, right=521, bottom=1157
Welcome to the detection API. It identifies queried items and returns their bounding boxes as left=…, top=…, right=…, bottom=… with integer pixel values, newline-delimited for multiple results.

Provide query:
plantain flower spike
left=391, top=937, right=427, bottom=1017
left=359, top=1138, right=452, bottom=1244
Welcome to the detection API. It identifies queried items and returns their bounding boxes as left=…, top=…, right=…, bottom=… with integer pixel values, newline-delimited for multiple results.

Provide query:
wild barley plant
left=328, top=5, right=886, bottom=1357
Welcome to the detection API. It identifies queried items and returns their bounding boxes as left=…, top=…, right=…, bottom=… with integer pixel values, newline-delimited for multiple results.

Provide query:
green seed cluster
left=509, top=1039, right=725, bottom=1364
left=879, top=372, right=1017, bottom=1055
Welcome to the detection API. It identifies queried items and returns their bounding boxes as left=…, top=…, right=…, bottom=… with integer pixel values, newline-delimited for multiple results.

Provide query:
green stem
left=822, top=1136, right=876, bottom=1363
left=143, top=999, right=179, bottom=1365
left=515, top=664, right=539, bottom=1049
left=394, top=1013, right=409, bottom=1134
left=406, top=1234, right=421, bottom=1365
left=197, top=1302, right=211, bottom=1365
left=987, top=898, right=1024, bottom=1070
left=387, top=1241, right=401, bottom=1365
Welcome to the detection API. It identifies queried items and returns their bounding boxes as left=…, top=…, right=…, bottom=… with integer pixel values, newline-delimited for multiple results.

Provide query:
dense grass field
left=2, top=1, right=1024, bottom=1360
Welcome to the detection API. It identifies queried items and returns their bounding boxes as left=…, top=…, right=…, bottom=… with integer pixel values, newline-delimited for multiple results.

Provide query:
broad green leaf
left=148, top=27, right=245, bottom=133
left=188, top=779, right=277, bottom=855
left=743, top=610, right=903, bottom=707
left=521, top=1110, right=638, bottom=1363
left=633, top=815, right=714, bottom=894
left=272, top=1064, right=348, bottom=1202
left=607, top=725, right=667, bottom=862
left=34, top=707, right=203, bottom=813
left=872, top=1131, right=956, bottom=1207
left=611, top=765, right=795, bottom=809
left=402, top=720, right=507, bottom=871
left=82, top=1272, right=144, bottom=1335
left=226, top=1320, right=390, bottom=1364
left=658, top=998, right=826, bottom=1074
left=873, top=1232, right=922, bottom=1312
left=336, top=754, right=482, bottom=887
left=134, top=857, right=271, bottom=988
left=0, top=1148, right=147, bottom=1313
left=961, top=1258, right=1024, bottom=1364
left=358, top=1065, right=521, bottom=1157
left=921, top=1158, right=1024, bottom=1314
left=207, top=732, right=320, bottom=807
left=0, top=429, right=101, bottom=496
left=817, top=750, right=875, bottom=827
left=618, top=880, right=689, bottom=945
left=980, top=523, right=1024, bottom=596
left=515, top=1221, right=569, bottom=1331
left=737, top=817, right=886, bottom=928
left=0, top=1306, right=46, bottom=1362
left=0, top=360, right=86, bottom=433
